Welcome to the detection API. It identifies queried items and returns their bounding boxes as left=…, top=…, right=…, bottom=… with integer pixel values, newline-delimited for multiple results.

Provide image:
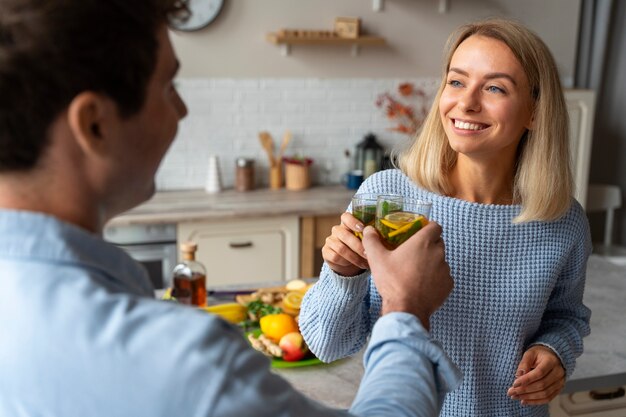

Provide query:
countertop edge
left=564, top=372, right=626, bottom=394
left=106, top=186, right=354, bottom=226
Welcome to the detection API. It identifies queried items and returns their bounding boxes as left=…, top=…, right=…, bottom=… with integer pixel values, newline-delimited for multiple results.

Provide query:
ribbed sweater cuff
left=530, top=335, right=576, bottom=378
left=326, top=266, right=371, bottom=290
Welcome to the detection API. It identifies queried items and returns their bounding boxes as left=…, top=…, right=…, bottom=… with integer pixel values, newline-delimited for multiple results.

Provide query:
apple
left=278, top=332, right=308, bottom=362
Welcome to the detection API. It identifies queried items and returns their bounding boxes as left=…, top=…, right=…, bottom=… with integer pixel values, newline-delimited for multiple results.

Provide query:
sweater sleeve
left=299, top=263, right=376, bottom=363
left=530, top=210, right=592, bottom=378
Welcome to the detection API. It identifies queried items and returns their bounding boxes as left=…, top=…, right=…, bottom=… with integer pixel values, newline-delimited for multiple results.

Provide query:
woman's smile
left=451, top=118, right=490, bottom=133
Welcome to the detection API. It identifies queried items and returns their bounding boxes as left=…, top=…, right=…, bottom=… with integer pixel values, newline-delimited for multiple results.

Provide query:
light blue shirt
left=0, top=209, right=460, bottom=417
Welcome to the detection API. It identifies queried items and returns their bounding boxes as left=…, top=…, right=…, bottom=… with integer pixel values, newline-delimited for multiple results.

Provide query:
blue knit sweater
left=299, top=169, right=591, bottom=417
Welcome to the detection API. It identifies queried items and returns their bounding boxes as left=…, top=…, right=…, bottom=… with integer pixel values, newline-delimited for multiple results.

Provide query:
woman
left=299, top=18, right=591, bottom=417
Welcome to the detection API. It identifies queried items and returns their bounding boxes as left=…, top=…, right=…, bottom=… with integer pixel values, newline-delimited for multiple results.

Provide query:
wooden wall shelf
left=266, top=32, right=386, bottom=57
left=373, top=0, right=450, bottom=13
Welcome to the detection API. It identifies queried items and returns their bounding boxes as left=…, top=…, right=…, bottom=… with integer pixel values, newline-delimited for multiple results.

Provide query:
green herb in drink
left=376, top=212, right=428, bottom=249
left=352, top=204, right=376, bottom=239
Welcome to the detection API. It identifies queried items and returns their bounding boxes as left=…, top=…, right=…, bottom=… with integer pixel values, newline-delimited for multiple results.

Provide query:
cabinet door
left=300, top=214, right=342, bottom=278
left=178, top=216, right=299, bottom=286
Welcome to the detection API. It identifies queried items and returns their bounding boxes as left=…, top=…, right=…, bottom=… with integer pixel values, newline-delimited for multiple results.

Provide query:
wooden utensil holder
left=269, top=164, right=283, bottom=189
left=285, top=163, right=310, bottom=191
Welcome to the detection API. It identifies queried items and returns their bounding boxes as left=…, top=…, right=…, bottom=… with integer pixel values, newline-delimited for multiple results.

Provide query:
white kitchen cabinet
left=565, top=89, right=596, bottom=210
left=177, top=216, right=300, bottom=286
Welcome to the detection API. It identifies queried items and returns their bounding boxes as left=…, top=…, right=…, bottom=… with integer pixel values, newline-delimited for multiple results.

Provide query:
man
left=0, top=1, right=460, bottom=416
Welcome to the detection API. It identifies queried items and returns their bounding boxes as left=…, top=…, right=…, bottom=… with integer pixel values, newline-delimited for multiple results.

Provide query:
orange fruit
left=259, top=313, right=299, bottom=341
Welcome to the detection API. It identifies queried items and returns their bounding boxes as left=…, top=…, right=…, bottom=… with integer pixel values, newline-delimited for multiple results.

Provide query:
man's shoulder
left=1, top=290, right=254, bottom=414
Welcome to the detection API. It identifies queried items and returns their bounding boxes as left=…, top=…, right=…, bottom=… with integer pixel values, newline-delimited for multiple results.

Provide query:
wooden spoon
left=277, top=130, right=292, bottom=162
left=258, top=131, right=276, bottom=167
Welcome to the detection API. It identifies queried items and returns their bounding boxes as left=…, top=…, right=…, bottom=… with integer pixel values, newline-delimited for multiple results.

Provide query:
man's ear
left=66, top=92, right=117, bottom=156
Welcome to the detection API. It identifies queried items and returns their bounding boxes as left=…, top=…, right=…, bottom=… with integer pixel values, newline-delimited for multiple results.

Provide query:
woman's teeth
left=454, top=120, right=485, bottom=131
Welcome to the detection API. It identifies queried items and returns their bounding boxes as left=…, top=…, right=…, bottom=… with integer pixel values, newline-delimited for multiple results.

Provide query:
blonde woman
left=299, top=18, right=591, bottom=417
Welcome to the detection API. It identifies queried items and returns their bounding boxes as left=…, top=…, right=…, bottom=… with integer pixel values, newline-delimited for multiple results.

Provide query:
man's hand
left=507, top=345, right=565, bottom=405
left=361, top=222, right=453, bottom=330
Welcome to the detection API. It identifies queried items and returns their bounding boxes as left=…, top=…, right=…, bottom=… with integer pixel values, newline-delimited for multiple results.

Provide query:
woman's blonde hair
left=398, top=18, right=572, bottom=222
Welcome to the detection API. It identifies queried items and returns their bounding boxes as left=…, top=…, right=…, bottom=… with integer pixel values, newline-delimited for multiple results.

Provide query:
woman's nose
left=458, top=87, right=481, bottom=112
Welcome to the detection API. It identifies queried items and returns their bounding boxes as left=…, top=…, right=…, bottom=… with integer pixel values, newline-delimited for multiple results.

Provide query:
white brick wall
left=156, top=78, right=439, bottom=190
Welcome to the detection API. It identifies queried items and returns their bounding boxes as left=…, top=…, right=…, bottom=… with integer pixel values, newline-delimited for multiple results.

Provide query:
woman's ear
left=66, top=92, right=117, bottom=156
left=526, top=115, right=535, bottom=131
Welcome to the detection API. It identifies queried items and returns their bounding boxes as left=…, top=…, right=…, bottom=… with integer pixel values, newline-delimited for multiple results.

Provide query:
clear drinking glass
left=351, top=193, right=379, bottom=239
left=375, top=196, right=431, bottom=249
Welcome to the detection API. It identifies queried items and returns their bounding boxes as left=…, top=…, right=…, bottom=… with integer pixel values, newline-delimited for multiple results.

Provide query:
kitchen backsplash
left=156, top=78, right=439, bottom=190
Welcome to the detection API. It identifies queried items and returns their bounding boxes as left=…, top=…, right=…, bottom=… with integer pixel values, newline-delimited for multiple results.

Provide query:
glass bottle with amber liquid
left=172, top=242, right=207, bottom=307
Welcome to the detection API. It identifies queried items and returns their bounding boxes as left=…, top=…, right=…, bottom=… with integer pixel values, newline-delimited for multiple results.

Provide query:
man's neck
left=0, top=173, right=104, bottom=234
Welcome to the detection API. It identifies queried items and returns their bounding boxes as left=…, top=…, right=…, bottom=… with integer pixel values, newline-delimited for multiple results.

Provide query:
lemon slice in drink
left=384, top=212, right=422, bottom=225
left=388, top=215, right=427, bottom=238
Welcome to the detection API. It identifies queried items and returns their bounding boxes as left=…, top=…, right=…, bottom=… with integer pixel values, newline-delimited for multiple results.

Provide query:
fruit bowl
left=271, top=356, right=323, bottom=368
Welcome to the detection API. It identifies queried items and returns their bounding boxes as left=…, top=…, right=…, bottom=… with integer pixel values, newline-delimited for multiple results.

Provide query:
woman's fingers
left=513, top=377, right=564, bottom=405
left=322, top=236, right=366, bottom=268
left=332, top=222, right=367, bottom=257
left=340, top=212, right=365, bottom=233
left=508, top=345, right=566, bottom=406
left=511, top=364, right=551, bottom=390
left=320, top=213, right=370, bottom=274
left=510, top=366, right=558, bottom=394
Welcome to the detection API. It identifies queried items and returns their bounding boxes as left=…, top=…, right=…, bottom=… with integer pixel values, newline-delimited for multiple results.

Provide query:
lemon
left=285, top=279, right=308, bottom=292
left=283, top=291, right=303, bottom=310
left=384, top=211, right=421, bottom=224
left=389, top=215, right=427, bottom=237
left=260, top=313, right=299, bottom=342
left=201, top=303, right=248, bottom=323
left=161, top=288, right=175, bottom=301
left=280, top=304, right=300, bottom=317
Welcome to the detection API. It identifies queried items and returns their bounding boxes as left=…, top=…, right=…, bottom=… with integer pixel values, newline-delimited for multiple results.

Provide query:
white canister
left=205, top=154, right=222, bottom=193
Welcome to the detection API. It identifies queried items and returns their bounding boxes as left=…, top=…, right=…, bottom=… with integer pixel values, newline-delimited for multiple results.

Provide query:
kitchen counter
left=564, top=255, right=626, bottom=393
left=273, top=255, right=626, bottom=408
left=107, top=186, right=355, bottom=226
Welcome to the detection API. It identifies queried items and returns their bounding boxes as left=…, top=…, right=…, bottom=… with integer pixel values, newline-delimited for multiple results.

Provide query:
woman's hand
left=321, top=212, right=369, bottom=277
left=507, top=345, right=565, bottom=405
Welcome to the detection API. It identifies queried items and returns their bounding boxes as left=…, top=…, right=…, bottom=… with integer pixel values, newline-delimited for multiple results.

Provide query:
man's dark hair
left=0, top=0, right=188, bottom=171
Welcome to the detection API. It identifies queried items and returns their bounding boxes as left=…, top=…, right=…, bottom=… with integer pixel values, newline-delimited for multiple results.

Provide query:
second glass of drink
left=375, top=195, right=431, bottom=249
left=351, top=193, right=378, bottom=239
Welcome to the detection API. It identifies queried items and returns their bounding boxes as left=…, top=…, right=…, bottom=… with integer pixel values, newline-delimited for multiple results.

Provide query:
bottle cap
left=236, top=158, right=254, bottom=167
left=180, top=241, right=197, bottom=253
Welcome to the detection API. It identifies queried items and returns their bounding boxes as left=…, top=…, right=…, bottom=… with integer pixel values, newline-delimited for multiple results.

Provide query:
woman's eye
left=487, top=85, right=505, bottom=94
left=448, top=80, right=463, bottom=88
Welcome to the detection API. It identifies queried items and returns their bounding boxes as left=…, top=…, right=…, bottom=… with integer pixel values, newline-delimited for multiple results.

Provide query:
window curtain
left=574, top=0, right=613, bottom=90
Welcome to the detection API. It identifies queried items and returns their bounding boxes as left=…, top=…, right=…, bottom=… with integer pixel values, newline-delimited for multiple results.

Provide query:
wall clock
left=172, top=0, right=224, bottom=32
